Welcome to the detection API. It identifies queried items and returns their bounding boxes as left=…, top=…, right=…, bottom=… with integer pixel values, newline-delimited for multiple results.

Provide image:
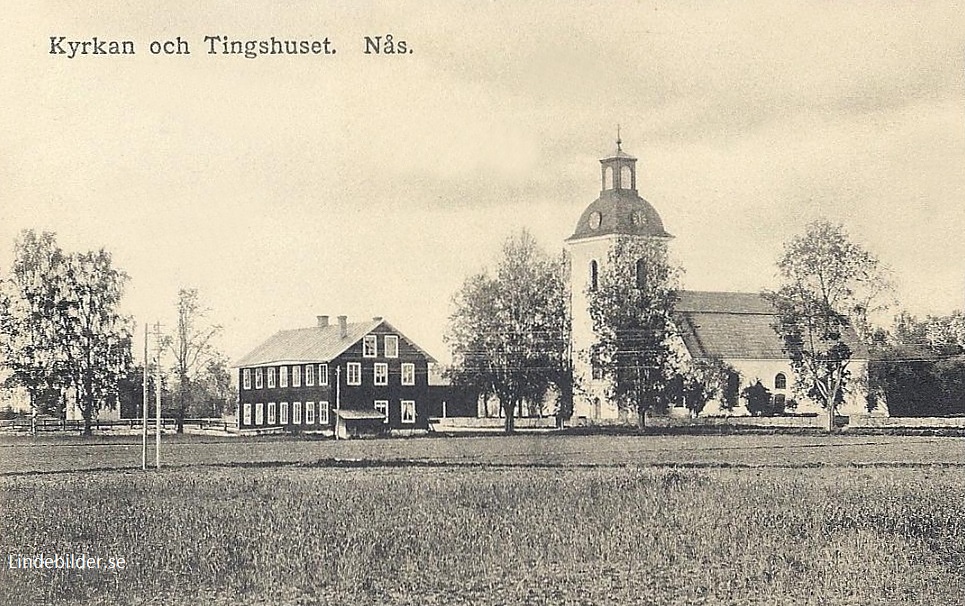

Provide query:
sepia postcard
left=2, top=3, right=964, bottom=604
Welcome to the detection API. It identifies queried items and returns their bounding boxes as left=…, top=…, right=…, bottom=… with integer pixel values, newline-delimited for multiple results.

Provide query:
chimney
left=316, top=315, right=329, bottom=328
left=372, top=316, right=383, bottom=322
left=337, top=315, right=348, bottom=338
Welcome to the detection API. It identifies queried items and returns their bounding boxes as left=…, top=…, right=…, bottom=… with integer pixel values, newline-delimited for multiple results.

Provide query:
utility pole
left=142, top=322, right=148, bottom=470
left=334, top=365, right=341, bottom=440
left=154, top=321, right=163, bottom=469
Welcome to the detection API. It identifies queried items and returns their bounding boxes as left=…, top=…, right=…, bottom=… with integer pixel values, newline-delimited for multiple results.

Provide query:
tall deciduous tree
left=60, top=249, right=134, bottom=434
left=767, top=220, right=889, bottom=432
left=165, top=288, right=223, bottom=433
left=587, top=236, right=680, bottom=429
left=446, top=230, right=569, bottom=433
left=1, top=231, right=134, bottom=433
left=0, top=230, right=72, bottom=416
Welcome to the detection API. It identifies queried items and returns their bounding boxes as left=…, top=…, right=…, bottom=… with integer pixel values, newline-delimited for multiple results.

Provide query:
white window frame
left=255, top=402, right=264, bottom=426
left=267, top=402, right=277, bottom=425
left=774, top=373, right=787, bottom=391
left=306, top=401, right=315, bottom=425
left=401, top=400, right=416, bottom=424
left=375, top=400, right=389, bottom=424
left=384, top=335, right=399, bottom=358
left=319, top=401, right=329, bottom=425
left=374, top=363, right=388, bottom=386
left=292, top=365, right=301, bottom=387
left=267, top=367, right=276, bottom=389
left=255, top=368, right=263, bottom=389
left=242, top=402, right=252, bottom=425
left=279, top=366, right=288, bottom=388
left=305, top=364, right=315, bottom=387
left=347, top=362, right=362, bottom=386
left=363, top=335, right=377, bottom=358
left=243, top=369, right=251, bottom=390
left=293, top=401, right=302, bottom=425
left=319, top=364, right=329, bottom=386
left=280, top=402, right=289, bottom=425
left=401, top=363, right=415, bottom=386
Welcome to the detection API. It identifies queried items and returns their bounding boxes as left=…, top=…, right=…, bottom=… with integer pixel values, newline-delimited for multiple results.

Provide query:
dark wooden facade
left=237, top=320, right=432, bottom=434
left=426, top=384, right=480, bottom=418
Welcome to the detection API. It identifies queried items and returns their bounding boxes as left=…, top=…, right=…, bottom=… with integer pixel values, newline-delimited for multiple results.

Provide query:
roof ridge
left=232, top=318, right=437, bottom=368
left=678, top=289, right=766, bottom=295
left=276, top=319, right=382, bottom=332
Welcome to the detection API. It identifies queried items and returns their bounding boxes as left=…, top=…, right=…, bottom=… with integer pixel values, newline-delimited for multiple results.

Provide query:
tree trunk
left=826, top=374, right=840, bottom=433
left=82, top=374, right=94, bottom=436
left=503, top=400, right=515, bottom=434
left=177, top=377, right=187, bottom=433
left=636, top=369, right=647, bottom=431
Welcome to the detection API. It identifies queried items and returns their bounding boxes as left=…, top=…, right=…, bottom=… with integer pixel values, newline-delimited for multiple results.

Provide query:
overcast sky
left=2, top=2, right=964, bottom=364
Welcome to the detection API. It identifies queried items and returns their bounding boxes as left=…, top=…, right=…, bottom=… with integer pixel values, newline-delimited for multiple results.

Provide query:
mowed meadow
left=1, top=435, right=965, bottom=605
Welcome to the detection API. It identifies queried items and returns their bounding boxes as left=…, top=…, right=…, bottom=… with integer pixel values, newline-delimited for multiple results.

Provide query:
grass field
left=1, top=432, right=964, bottom=474
left=1, top=433, right=964, bottom=605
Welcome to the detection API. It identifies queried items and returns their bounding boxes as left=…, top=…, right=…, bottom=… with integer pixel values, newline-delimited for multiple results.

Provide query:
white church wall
left=698, top=358, right=879, bottom=418
left=567, top=235, right=620, bottom=421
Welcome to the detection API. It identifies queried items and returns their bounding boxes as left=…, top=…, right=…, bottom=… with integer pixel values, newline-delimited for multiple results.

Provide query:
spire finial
left=616, top=124, right=622, bottom=151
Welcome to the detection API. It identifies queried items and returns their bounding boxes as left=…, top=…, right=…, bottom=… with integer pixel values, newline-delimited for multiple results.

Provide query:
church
left=564, top=137, right=879, bottom=421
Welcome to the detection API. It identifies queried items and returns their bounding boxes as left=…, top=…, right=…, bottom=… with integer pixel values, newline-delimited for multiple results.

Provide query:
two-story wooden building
left=234, top=315, right=435, bottom=436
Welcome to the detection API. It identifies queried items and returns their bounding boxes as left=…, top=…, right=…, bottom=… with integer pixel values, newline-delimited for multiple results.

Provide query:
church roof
left=601, top=147, right=636, bottom=161
left=675, top=290, right=870, bottom=361
left=676, top=291, right=776, bottom=315
left=566, top=189, right=672, bottom=241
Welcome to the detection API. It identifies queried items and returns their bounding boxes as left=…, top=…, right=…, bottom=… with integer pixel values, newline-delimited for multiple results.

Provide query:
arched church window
left=635, top=258, right=647, bottom=290
left=774, top=373, right=787, bottom=390
left=604, top=167, right=613, bottom=190
left=589, top=260, right=599, bottom=291
left=621, top=165, right=632, bottom=189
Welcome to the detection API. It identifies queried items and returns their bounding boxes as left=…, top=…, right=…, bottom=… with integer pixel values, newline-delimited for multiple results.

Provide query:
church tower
left=565, top=134, right=672, bottom=420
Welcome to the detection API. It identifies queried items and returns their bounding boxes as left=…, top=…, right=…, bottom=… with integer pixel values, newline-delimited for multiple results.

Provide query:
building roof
left=234, top=319, right=436, bottom=367
left=601, top=147, right=636, bottom=161
left=675, top=290, right=870, bottom=361
left=676, top=290, right=777, bottom=315
left=567, top=189, right=672, bottom=242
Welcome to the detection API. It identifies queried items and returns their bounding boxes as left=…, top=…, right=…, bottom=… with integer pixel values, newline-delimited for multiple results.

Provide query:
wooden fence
left=0, top=418, right=234, bottom=432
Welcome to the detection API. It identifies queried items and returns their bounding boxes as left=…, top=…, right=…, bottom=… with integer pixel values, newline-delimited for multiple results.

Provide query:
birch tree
left=0, top=230, right=72, bottom=416
left=587, top=236, right=680, bottom=429
left=166, top=288, right=222, bottom=433
left=60, top=249, right=134, bottom=434
left=767, top=220, right=889, bottom=432
left=446, top=230, right=569, bottom=433
left=1, top=231, right=134, bottom=433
